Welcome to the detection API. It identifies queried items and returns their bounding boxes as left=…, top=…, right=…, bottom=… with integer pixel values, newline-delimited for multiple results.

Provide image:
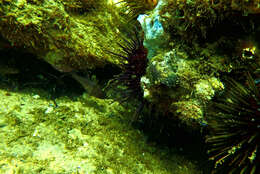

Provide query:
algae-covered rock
left=143, top=50, right=179, bottom=88
left=0, top=83, right=203, bottom=174
left=141, top=47, right=224, bottom=127
left=1, top=0, right=259, bottom=173
left=137, top=0, right=260, bottom=128
left=0, top=0, right=126, bottom=71
left=160, top=0, right=260, bottom=40
left=173, top=99, right=204, bottom=126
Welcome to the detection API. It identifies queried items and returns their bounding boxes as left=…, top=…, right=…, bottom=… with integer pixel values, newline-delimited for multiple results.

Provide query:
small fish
left=70, top=72, right=105, bottom=99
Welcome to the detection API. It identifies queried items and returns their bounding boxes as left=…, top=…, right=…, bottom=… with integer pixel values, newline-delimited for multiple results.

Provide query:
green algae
left=0, top=82, right=203, bottom=174
left=0, top=0, right=126, bottom=70
left=2, top=0, right=258, bottom=173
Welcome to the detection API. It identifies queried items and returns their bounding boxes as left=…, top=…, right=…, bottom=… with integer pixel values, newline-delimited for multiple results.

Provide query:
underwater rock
left=141, top=50, right=178, bottom=90
left=0, top=80, right=204, bottom=174
left=137, top=0, right=169, bottom=59
left=136, top=0, right=260, bottom=130
left=0, top=0, right=125, bottom=71
left=160, top=0, right=260, bottom=41
left=194, top=77, right=224, bottom=102
left=142, top=47, right=224, bottom=127
left=173, top=99, right=205, bottom=127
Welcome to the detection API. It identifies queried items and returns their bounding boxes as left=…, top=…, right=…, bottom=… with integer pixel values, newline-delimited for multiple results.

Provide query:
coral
left=206, top=73, right=260, bottom=174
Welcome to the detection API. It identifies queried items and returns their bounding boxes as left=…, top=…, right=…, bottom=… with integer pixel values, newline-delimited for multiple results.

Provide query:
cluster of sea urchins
left=108, top=30, right=148, bottom=103
left=206, top=72, right=260, bottom=174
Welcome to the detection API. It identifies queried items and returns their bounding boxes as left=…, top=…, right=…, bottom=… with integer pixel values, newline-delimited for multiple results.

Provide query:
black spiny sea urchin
left=107, top=29, right=148, bottom=104
left=206, top=72, right=260, bottom=174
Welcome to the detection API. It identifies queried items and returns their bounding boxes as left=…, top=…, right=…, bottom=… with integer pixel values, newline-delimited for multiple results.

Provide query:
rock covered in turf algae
left=0, top=85, right=203, bottom=174
left=172, top=77, right=224, bottom=126
left=138, top=0, right=260, bottom=127
left=142, top=50, right=178, bottom=89
left=0, top=0, right=124, bottom=71
left=160, top=0, right=260, bottom=40
left=141, top=48, right=224, bottom=127
left=194, top=77, right=224, bottom=102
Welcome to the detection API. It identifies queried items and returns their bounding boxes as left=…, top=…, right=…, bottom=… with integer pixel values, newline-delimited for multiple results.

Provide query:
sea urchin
left=206, top=72, right=260, bottom=174
left=108, top=29, right=148, bottom=103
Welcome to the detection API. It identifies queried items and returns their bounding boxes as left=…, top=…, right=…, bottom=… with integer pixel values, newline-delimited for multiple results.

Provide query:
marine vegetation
left=107, top=28, right=148, bottom=104
left=118, top=0, right=158, bottom=19
left=206, top=72, right=260, bottom=174
left=62, top=0, right=103, bottom=14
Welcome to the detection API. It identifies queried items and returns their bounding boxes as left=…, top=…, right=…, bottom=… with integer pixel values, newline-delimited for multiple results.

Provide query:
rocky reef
left=0, top=79, right=203, bottom=173
left=0, top=0, right=128, bottom=71
left=138, top=0, right=260, bottom=127
left=0, top=0, right=260, bottom=173
left=138, top=0, right=260, bottom=173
